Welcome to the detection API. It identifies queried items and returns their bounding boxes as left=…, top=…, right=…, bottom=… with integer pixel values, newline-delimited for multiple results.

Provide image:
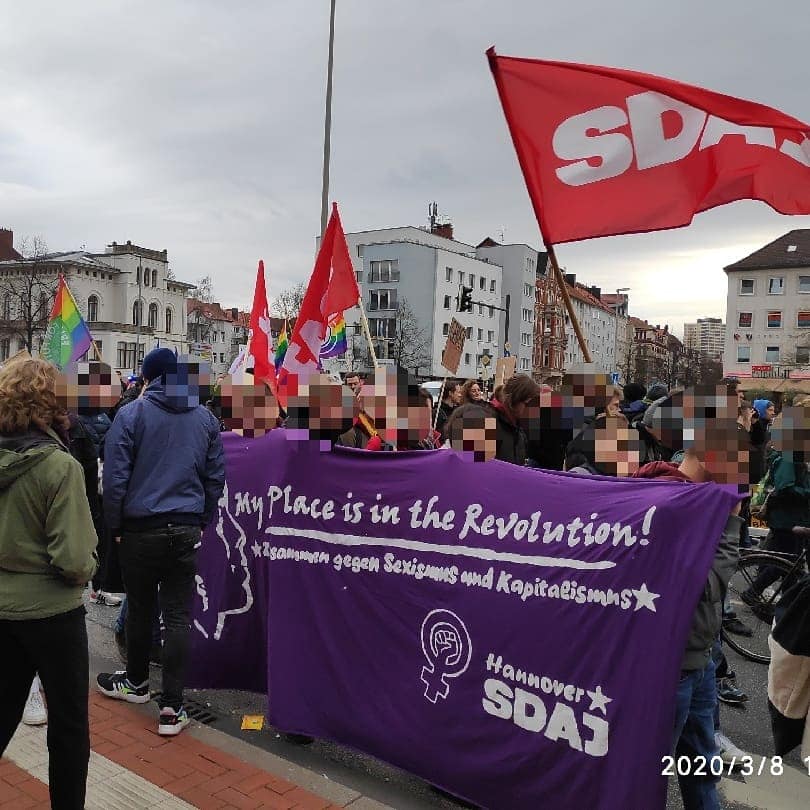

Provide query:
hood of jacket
left=0, top=430, right=62, bottom=491
left=632, top=460, right=691, bottom=482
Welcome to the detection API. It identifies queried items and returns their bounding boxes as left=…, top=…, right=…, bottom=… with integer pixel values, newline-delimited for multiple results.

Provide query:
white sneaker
left=22, top=688, right=47, bottom=726
left=90, top=590, right=123, bottom=607
left=715, top=731, right=748, bottom=766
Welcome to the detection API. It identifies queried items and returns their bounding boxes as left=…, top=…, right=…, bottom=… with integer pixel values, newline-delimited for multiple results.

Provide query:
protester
left=564, top=418, right=643, bottom=476
left=620, top=381, right=648, bottom=423
left=287, top=373, right=357, bottom=445
left=0, top=357, right=98, bottom=809
left=749, top=398, right=775, bottom=483
left=633, top=387, right=746, bottom=803
left=344, top=371, right=364, bottom=397
left=98, top=349, right=225, bottom=736
left=110, top=374, right=143, bottom=419
left=643, top=382, right=669, bottom=405
left=220, top=375, right=281, bottom=437
left=446, top=375, right=540, bottom=465
left=434, top=380, right=463, bottom=439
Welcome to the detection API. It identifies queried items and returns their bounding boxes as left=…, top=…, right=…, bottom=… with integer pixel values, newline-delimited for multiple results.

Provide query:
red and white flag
left=248, top=260, right=276, bottom=389
left=277, top=203, right=360, bottom=401
left=487, top=49, right=810, bottom=245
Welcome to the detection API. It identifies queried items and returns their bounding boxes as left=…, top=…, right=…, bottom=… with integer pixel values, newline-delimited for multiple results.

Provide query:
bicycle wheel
left=723, top=552, right=796, bottom=664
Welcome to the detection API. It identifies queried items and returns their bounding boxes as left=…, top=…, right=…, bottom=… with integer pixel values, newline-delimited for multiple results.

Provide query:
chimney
left=230, top=308, right=239, bottom=320
left=564, top=273, right=576, bottom=286
left=432, top=222, right=454, bottom=240
left=589, top=286, right=601, bottom=300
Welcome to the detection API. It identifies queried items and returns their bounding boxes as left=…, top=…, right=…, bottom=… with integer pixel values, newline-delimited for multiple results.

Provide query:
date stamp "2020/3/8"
left=662, top=755, right=810, bottom=777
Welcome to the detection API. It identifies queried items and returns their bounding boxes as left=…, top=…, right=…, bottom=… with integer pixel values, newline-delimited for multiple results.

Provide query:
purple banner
left=189, top=431, right=739, bottom=809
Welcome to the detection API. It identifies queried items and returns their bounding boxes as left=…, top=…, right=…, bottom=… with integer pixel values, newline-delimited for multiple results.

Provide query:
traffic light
left=458, top=286, right=473, bottom=313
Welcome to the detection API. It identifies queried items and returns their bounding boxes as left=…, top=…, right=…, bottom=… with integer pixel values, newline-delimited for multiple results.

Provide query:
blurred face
left=469, top=383, right=482, bottom=401
left=450, top=415, right=498, bottom=461
left=593, top=421, right=642, bottom=477
left=605, top=392, right=622, bottom=417
left=220, top=379, right=280, bottom=437
left=55, top=362, right=120, bottom=414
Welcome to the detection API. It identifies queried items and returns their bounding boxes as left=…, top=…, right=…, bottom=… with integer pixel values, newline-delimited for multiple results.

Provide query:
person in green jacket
left=0, top=357, right=98, bottom=810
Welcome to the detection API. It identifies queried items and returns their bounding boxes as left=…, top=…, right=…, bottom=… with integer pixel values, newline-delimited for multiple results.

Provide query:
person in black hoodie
left=434, top=380, right=462, bottom=440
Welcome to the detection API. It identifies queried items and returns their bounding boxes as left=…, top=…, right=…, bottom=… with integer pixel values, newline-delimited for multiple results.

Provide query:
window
left=737, top=312, right=752, bottom=328
left=357, top=245, right=364, bottom=258
left=148, top=303, right=159, bottom=329
left=488, top=330, right=494, bottom=342
left=369, top=318, right=396, bottom=338
left=521, top=332, right=531, bottom=347
left=464, top=353, right=471, bottom=365
left=488, top=306, right=494, bottom=318
left=136, top=267, right=141, bottom=284
left=442, top=323, right=449, bottom=336
left=469, top=274, right=475, bottom=288
left=443, top=295, right=451, bottom=309
left=524, top=283, right=533, bottom=298
left=478, top=304, right=484, bottom=316
left=799, top=312, right=810, bottom=328
left=143, top=269, right=149, bottom=288
left=151, top=270, right=158, bottom=287
left=87, top=295, right=99, bottom=322
left=355, top=270, right=363, bottom=282
left=490, top=279, right=496, bottom=293
left=445, top=267, right=453, bottom=282
left=479, top=276, right=486, bottom=290
left=800, top=276, right=810, bottom=293
left=477, top=328, right=483, bottom=341
left=369, top=289, right=396, bottom=311
left=768, top=277, right=785, bottom=294
left=0, top=339, right=9, bottom=361
left=458, top=271, right=464, bottom=285
left=736, top=346, right=750, bottom=363
left=522, top=308, right=533, bottom=322
left=739, top=279, right=755, bottom=295
left=220, top=353, right=225, bottom=363
left=797, top=347, right=810, bottom=365
left=132, top=300, right=143, bottom=326
left=368, top=260, right=399, bottom=283
left=466, top=327, right=473, bottom=339
left=165, top=308, right=173, bottom=333
left=2, top=294, right=10, bottom=320
left=767, top=311, right=782, bottom=328
left=765, top=346, right=780, bottom=363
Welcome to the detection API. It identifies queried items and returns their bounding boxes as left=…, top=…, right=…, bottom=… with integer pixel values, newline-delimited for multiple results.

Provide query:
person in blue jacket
left=97, top=349, right=225, bottom=737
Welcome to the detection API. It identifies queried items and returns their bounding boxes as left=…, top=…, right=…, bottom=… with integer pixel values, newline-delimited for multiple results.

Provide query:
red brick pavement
left=0, top=692, right=345, bottom=809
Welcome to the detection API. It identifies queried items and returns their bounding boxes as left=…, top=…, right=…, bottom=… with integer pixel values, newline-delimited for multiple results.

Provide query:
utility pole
left=320, top=0, right=337, bottom=238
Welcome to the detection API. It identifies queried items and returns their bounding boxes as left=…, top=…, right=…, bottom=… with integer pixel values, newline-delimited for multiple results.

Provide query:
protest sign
left=442, top=318, right=466, bottom=375
left=189, top=431, right=739, bottom=809
left=495, top=355, right=516, bottom=388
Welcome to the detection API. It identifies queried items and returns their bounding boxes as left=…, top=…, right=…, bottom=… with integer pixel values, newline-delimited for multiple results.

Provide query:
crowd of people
left=0, top=346, right=807, bottom=809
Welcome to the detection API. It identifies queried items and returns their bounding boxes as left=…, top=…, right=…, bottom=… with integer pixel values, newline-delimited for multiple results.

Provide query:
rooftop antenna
left=498, top=225, right=506, bottom=243
left=428, top=201, right=438, bottom=231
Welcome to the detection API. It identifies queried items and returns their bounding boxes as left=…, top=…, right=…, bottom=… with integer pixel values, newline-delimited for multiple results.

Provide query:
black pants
left=119, top=525, right=200, bottom=710
left=0, top=606, right=89, bottom=810
left=751, top=528, right=803, bottom=591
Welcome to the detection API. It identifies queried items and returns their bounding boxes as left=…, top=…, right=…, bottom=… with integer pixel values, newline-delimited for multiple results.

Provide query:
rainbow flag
left=274, top=320, right=289, bottom=371
left=42, top=275, right=94, bottom=369
left=320, top=314, right=347, bottom=359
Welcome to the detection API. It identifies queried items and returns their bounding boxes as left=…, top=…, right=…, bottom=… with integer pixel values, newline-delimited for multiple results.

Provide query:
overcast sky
left=2, top=0, right=809, bottom=337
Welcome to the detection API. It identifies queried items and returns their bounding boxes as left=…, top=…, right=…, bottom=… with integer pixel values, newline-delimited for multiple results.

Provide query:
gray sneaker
left=715, top=731, right=748, bottom=766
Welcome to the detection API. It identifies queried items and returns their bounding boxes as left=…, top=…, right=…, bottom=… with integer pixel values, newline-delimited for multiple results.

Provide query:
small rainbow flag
left=42, top=275, right=94, bottom=369
left=320, top=314, right=347, bottom=359
left=274, top=320, right=289, bottom=371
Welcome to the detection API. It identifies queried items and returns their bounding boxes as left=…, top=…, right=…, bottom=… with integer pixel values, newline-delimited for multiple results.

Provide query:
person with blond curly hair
left=0, top=357, right=98, bottom=810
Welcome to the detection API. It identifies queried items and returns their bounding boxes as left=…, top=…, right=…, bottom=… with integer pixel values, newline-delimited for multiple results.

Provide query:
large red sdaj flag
left=487, top=49, right=810, bottom=245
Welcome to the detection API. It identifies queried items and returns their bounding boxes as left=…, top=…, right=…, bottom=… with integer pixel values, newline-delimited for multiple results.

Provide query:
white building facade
left=561, top=276, right=619, bottom=377
left=723, top=230, right=810, bottom=381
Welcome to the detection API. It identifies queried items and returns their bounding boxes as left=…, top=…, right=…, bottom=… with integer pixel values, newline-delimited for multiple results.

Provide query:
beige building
left=684, top=318, right=726, bottom=360
left=723, top=229, right=810, bottom=382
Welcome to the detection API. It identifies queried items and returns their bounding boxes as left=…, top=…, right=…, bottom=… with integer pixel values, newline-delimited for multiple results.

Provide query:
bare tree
left=0, top=236, right=57, bottom=354
left=272, top=282, right=306, bottom=320
left=388, top=298, right=431, bottom=374
left=195, top=275, right=215, bottom=303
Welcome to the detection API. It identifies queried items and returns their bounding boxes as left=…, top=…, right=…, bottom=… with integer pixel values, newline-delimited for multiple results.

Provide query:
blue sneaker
left=158, top=706, right=190, bottom=736
left=96, top=671, right=150, bottom=704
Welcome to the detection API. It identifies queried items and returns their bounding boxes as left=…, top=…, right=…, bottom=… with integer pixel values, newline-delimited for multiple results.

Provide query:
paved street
left=81, top=597, right=807, bottom=810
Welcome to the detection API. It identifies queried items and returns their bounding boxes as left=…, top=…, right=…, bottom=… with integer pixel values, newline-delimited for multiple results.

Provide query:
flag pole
left=320, top=0, right=337, bottom=238
left=546, top=245, right=592, bottom=363
left=357, top=296, right=380, bottom=370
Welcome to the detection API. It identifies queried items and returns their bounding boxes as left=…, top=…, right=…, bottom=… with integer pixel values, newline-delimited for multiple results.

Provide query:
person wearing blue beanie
left=752, top=399, right=775, bottom=422
left=141, top=348, right=177, bottom=383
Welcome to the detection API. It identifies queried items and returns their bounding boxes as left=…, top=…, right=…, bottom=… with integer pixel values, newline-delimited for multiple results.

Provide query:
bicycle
left=722, top=527, right=809, bottom=664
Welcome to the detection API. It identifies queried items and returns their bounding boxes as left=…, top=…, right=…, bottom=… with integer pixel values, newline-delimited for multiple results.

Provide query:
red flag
left=277, top=203, right=360, bottom=398
left=248, top=260, right=275, bottom=389
left=487, top=49, right=810, bottom=245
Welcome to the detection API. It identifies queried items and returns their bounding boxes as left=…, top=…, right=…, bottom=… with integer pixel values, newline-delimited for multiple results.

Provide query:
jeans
left=672, top=657, right=720, bottom=810
left=0, top=607, right=89, bottom=810
left=119, top=524, right=200, bottom=711
left=114, top=596, right=162, bottom=647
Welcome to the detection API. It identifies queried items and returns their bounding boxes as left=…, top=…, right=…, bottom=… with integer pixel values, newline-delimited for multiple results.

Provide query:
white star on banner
left=587, top=685, right=612, bottom=715
left=632, top=583, right=660, bottom=612
left=251, top=541, right=262, bottom=558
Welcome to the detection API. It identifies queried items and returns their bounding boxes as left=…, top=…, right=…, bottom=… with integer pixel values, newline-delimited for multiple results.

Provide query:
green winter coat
left=0, top=428, right=98, bottom=620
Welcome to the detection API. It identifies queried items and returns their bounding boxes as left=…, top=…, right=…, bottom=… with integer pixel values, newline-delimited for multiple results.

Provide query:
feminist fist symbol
left=420, top=610, right=472, bottom=703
